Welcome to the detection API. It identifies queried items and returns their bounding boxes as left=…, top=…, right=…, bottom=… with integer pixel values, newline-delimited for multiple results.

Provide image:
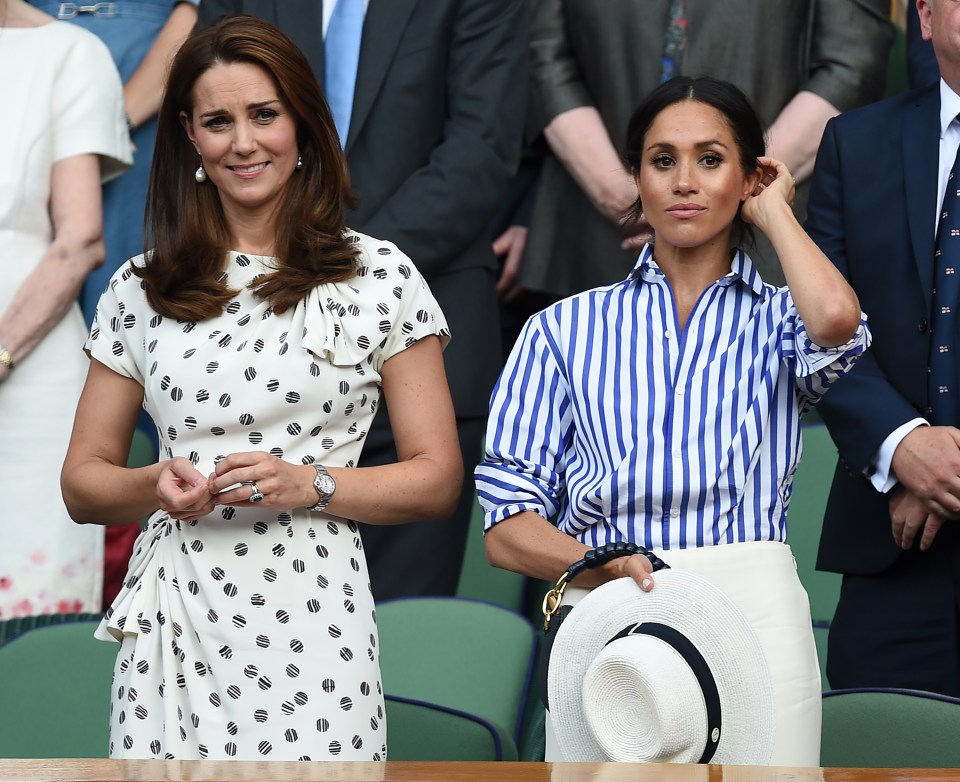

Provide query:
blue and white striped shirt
left=475, top=245, right=870, bottom=550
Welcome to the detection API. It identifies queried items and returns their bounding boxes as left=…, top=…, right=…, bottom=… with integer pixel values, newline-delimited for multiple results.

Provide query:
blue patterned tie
left=660, top=0, right=687, bottom=83
left=929, top=142, right=960, bottom=424
left=325, top=0, right=364, bottom=147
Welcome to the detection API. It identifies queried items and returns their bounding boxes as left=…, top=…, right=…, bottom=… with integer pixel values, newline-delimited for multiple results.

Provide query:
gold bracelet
left=0, top=343, right=14, bottom=372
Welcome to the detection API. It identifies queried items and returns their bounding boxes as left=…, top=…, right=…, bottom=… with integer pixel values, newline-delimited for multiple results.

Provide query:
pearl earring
left=296, top=155, right=303, bottom=170
left=194, top=164, right=207, bottom=183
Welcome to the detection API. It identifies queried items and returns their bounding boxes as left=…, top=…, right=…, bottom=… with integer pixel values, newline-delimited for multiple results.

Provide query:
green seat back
left=821, top=688, right=960, bottom=767
left=127, top=428, right=156, bottom=469
left=376, top=597, right=536, bottom=744
left=789, top=423, right=842, bottom=624
left=456, top=500, right=526, bottom=612
left=516, top=692, right=546, bottom=762
left=0, top=621, right=115, bottom=758
left=385, top=696, right=517, bottom=761
left=0, top=612, right=102, bottom=646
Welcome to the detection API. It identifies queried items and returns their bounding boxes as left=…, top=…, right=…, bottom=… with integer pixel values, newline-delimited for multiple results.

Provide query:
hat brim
left=547, top=570, right=775, bottom=764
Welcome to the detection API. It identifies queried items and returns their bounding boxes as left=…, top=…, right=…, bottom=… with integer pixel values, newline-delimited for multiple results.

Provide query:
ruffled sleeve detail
left=294, top=233, right=450, bottom=369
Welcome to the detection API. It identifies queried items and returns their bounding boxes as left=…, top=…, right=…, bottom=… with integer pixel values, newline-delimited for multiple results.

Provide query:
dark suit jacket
left=197, top=0, right=528, bottom=418
left=805, top=84, right=942, bottom=575
left=907, top=5, right=940, bottom=91
left=520, top=0, right=894, bottom=297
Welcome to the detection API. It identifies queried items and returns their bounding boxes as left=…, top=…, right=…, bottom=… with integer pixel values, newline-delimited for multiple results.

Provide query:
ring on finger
left=249, top=482, right=264, bottom=503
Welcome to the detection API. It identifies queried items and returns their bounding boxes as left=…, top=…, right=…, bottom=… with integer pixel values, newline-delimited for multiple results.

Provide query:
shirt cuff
left=866, top=418, right=929, bottom=493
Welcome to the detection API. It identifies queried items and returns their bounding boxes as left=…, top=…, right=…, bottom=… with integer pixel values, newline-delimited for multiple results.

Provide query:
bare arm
left=123, top=2, right=198, bottom=128
left=768, top=0, right=893, bottom=185
left=743, top=157, right=862, bottom=347
left=208, top=335, right=463, bottom=524
left=766, top=91, right=840, bottom=184
left=485, top=511, right=656, bottom=590
left=62, top=359, right=194, bottom=524
left=0, top=154, right=104, bottom=384
left=543, top=106, right=636, bottom=225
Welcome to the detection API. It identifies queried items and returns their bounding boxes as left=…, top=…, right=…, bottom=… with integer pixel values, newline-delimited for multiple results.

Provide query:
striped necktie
left=929, top=139, right=960, bottom=424
left=660, top=0, right=688, bottom=83
left=325, top=0, right=364, bottom=147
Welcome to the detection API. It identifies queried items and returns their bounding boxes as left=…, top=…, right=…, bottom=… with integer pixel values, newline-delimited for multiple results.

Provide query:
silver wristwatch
left=309, top=464, right=336, bottom=512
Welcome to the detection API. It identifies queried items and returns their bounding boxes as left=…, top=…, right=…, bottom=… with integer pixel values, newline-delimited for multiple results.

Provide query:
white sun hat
left=547, top=570, right=776, bottom=764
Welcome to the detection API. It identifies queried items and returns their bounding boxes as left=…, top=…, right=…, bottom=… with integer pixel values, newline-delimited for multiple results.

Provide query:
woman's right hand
left=157, top=457, right=216, bottom=521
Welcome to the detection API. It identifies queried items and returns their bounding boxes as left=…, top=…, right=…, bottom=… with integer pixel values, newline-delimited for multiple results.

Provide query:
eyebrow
left=645, top=139, right=731, bottom=152
left=198, top=99, right=281, bottom=120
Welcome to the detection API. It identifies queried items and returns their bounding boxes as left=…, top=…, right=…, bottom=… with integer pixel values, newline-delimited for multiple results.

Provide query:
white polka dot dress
left=86, top=232, right=449, bottom=760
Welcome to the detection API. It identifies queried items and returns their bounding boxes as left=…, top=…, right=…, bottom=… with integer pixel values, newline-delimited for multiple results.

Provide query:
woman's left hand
left=614, top=553, right=657, bottom=592
left=740, top=156, right=796, bottom=228
left=208, top=451, right=314, bottom=510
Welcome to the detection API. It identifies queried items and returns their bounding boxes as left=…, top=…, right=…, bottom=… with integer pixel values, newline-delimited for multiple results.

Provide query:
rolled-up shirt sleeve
left=474, top=312, right=573, bottom=530
left=786, top=304, right=871, bottom=412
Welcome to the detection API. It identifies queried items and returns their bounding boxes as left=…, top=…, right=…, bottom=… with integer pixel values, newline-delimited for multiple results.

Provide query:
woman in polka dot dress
left=60, top=15, right=461, bottom=761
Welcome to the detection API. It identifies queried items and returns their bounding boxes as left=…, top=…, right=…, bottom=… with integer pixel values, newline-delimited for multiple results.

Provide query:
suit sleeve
left=196, top=0, right=235, bottom=25
left=805, top=117, right=923, bottom=475
left=805, top=0, right=895, bottom=111
left=360, top=0, right=528, bottom=279
left=526, top=0, right=592, bottom=137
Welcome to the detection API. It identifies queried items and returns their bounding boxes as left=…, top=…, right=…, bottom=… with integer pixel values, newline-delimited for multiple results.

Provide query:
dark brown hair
left=136, top=14, right=357, bottom=320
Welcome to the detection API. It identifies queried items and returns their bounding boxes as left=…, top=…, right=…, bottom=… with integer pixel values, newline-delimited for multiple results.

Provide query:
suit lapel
left=277, top=0, right=325, bottom=82
left=345, top=0, right=419, bottom=153
left=903, top=84, right=942, bottom=307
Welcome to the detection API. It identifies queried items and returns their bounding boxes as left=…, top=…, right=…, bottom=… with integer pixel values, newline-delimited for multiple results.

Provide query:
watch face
left=316, top=473, right=336, bottom=497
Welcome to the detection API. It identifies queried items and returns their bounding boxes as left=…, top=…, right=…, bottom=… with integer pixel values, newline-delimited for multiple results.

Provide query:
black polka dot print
left=88, top=234, right=446, bottom=762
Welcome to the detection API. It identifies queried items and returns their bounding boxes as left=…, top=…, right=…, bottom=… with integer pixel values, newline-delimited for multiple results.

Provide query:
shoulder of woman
left=45, top=20, right=115, bottom=60
left=108, top=253, right=152, bottom=295
left=31, top=22, right=120, bottom=91
left=345, top=230, right=425, bottom=287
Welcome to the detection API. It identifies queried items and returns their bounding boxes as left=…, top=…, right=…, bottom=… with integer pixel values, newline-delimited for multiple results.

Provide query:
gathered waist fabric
left=97, top=506, right=386, bottom=760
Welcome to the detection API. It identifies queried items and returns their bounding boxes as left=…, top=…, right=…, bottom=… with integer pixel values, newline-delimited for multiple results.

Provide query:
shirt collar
left=631, top=243, right=767, bottom=297
left=939, top=79, right=960, bottom=137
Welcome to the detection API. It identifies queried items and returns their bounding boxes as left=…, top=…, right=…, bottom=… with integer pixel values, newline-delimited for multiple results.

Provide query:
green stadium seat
left=821, top=687, right=960, bottom=767
left=0, top=620, right=114, bottom=758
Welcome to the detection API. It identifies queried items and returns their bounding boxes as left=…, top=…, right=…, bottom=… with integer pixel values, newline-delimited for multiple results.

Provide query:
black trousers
left=357, top=406, right=486, bottom=602
left=827, top=524, right=960, bottom=697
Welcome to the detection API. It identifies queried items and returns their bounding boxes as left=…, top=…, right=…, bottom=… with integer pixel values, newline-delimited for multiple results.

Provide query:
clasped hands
left=889, top=426, right=960, bottom=551
left=155, top=452, right=311, bottom=522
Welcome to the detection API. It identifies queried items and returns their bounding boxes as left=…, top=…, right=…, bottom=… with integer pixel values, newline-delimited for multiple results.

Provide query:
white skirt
left=544, top=541, right=822, bottom=767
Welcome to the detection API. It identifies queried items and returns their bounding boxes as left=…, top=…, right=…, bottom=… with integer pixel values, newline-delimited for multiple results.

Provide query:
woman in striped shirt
left=475, top=76, right=869, bottom=766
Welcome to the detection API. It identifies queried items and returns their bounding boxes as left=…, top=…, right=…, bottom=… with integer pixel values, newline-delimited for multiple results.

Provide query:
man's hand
left=493, top=225, right=528, bottom=302
left=889, top=486, right=949, bottom=551
left=890, top=426, right=960, bottom=517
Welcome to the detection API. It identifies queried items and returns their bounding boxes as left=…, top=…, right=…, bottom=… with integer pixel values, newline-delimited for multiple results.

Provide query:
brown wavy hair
left=135, top=14, right=358, bottom=320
